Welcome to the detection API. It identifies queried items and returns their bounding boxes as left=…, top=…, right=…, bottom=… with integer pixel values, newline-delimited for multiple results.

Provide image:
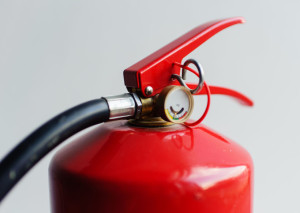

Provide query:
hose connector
left=103, top=93, right=142, bottom=120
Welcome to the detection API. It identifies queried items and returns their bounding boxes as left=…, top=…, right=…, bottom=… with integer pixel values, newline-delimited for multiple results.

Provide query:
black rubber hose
left=0, top=98, right=110, bottom=202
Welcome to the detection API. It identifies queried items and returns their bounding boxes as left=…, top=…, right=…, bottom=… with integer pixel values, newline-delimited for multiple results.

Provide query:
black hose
left=0, top=98, right=110, bottom=202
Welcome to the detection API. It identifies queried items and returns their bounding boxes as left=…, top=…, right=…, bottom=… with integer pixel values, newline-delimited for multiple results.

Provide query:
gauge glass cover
left=164, top=87, right=193, bottom=123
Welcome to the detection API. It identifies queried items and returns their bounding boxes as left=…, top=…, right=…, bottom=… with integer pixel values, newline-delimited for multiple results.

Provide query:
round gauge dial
left=157, top=86, right=194, bottom=123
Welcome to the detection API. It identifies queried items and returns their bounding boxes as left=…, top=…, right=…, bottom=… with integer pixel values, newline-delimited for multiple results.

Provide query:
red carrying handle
left=124, top=17, right=245, bottom=97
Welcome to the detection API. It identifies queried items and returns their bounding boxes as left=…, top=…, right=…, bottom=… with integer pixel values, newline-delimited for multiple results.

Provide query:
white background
left=0, top=0, right=298, bottom=212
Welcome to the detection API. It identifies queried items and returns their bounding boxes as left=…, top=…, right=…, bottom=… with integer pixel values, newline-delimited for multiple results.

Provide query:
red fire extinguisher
left=0, top=17, right=253, bottom=212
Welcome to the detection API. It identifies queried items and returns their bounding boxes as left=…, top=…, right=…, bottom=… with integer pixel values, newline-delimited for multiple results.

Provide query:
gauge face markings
left=170, top=106, right=184, bottom=114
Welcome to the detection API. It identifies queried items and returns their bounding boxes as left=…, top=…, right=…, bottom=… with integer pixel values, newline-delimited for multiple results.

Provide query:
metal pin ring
left=172, top=59, right=204, bottom=94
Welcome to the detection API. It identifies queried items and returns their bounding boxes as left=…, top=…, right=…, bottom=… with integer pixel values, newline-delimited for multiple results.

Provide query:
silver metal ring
left=172, top=59, right=204, bottom=94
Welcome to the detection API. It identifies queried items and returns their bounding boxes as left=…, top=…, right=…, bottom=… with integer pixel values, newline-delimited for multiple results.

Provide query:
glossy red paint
left=50, top=120, right=253, bottom=213
left=123, top=17, right=245, bottom=97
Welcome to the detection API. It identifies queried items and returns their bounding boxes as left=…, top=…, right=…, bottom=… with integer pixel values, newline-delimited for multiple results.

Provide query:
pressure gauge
left=157, top=86, right=194, bottom=123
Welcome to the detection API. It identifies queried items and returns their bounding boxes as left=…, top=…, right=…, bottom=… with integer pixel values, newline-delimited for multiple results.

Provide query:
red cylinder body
left=49, top=120, right=253, bottom=213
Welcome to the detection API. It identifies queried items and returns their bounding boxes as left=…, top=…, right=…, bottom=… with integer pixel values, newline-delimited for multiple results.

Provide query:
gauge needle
left=170, top=106, right=184, bottom=115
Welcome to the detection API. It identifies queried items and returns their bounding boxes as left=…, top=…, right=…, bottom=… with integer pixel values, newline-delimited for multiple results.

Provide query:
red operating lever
left=124, top=17, right=245, bottom=97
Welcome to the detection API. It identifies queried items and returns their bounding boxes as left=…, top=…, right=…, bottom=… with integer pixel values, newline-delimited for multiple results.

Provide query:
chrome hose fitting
left=103, top=93, right=142, bottom=120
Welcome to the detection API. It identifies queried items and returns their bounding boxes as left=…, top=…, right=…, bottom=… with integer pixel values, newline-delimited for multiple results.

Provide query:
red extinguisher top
left=50, top=120, right=253, bottom=213
left=49, top=17, right=254, bottom=213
